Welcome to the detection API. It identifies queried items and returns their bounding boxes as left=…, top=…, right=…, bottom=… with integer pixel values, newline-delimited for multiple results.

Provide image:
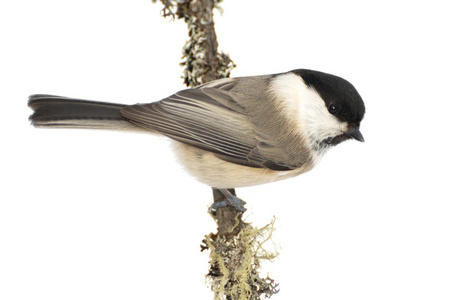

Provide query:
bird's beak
left=346, top=127, right=365, bottom=142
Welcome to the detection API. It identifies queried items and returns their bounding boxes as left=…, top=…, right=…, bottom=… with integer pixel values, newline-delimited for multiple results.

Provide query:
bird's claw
left=208, top=188, right=247, bottom=212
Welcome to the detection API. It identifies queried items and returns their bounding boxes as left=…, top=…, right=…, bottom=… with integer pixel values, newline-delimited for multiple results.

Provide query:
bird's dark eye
left=328, top=104, right=338, bottom=115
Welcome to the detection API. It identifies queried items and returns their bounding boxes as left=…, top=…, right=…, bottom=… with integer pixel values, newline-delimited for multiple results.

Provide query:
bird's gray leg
left=209, top=188, right=246, bottom=212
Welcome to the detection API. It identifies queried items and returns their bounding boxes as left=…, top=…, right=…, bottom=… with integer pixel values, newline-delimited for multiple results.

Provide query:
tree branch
left=152, top=1, right=278, bottom=298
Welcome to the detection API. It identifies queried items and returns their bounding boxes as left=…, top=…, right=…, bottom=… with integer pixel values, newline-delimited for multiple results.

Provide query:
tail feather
left=28, top=94, right=145, bottom=131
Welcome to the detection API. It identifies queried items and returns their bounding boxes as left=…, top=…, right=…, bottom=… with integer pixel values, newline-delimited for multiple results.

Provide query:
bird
left=28, top=69, right=365, bottom=211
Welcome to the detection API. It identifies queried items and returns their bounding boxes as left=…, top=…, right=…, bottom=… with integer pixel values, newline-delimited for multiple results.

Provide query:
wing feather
left=120, top=77, right=303, bottom=170
left=121, top=84, right=266, bottom=167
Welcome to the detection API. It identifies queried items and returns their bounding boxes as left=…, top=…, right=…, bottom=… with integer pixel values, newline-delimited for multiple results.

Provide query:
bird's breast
left=172, top=142, right=314, bottom=188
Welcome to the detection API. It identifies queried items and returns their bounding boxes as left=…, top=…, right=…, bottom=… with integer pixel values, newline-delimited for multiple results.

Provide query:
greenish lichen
left=152, top=0, right=236, bottom=87
left=202, top=218, right=280, bottom=300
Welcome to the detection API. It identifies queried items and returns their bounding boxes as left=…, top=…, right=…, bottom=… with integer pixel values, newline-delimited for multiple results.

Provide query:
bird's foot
left=209, top=188, right=247, bottom=213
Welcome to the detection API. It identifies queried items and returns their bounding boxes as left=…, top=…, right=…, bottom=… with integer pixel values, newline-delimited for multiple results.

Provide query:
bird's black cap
left=293, top=69, right=365, bottom=126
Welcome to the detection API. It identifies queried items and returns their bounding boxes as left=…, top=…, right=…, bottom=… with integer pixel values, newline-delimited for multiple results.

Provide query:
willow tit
left=29, top=69, right=365, bottom=211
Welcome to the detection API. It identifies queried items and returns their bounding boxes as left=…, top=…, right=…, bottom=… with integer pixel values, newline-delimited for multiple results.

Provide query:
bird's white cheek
left=297, top=89, right=346, bottom=142
left=303, top=107, right=343, bottom=142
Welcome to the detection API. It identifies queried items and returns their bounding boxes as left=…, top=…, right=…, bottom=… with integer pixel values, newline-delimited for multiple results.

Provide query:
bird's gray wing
left=121, top=79, right=303, bottom=170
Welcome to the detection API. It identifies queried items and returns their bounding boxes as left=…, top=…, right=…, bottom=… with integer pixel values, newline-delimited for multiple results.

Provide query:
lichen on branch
left=153, top=0, right=236, bottom=87
left=202, top=218, right=280, bottom=300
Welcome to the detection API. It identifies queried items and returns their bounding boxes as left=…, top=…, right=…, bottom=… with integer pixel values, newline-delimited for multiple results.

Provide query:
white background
left=1, top=0, right=449, bottom=299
